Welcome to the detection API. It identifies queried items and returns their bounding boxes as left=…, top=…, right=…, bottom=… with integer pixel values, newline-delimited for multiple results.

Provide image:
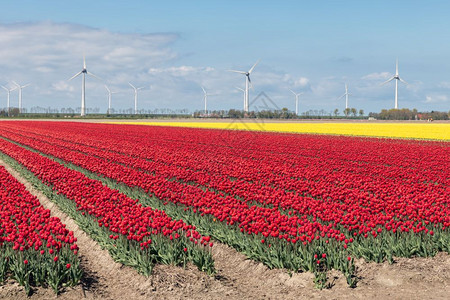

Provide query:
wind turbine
left=289, top=89, right=303, bottom=115
left=129, top=82, right=144, bottom=114
left=381, top=59, right=408, bottom=109
left=69, top=56, right=101, bottom=116
left=201, top=86, right=217, bottom=115
left=105, top=85, right=118, bottom=115
left=1, top=85, right=17, bottom=116
left=12, top=81, right=30, bottom=113
left=235, top=87, right=245, bottom=110
left=338, top=84, right=351, bottom=109
left=228, top=60, right=259, bottom=112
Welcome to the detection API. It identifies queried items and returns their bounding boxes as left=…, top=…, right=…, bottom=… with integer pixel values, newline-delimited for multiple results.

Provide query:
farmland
left=0, top=120, right=449, bottom=299
left=110, top=120, right=450, bottom=140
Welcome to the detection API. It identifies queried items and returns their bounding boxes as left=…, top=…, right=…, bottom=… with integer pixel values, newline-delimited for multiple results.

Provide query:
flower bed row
left=0, top=165, right=81, bottom=295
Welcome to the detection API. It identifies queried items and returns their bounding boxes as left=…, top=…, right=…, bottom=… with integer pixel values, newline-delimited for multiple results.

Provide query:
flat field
left=0, top=120, right=448, bottom=299
left=108, top=119, right=450, bottom=140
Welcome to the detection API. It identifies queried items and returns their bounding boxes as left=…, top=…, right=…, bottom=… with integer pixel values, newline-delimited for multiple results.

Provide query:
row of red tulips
left=0, top=136, right=215, bottom=278
left=0, top=165, right=81, bottom=295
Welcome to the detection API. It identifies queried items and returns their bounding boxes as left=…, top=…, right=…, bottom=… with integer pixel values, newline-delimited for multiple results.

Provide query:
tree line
left=368, top=108, right=449, bottom=120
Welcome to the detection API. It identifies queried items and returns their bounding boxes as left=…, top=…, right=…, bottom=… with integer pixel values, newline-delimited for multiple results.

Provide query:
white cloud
left=52, top=80, right=74, bottom=92
left=294, top=77, right=310, bottom=88
left=0, top=21, right=181, bottom=109
left=361, top=72, right=391, bottom=81
left=148, top=66, right=214, bottom=76
left=437, top=81, right=450, bottom=89
left=425, top=94, right=449, bottom=103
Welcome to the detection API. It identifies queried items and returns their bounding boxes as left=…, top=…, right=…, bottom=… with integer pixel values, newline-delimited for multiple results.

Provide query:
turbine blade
left=137, top=87, right=144, bottom=90
left=1, top=85, right=8, bottom=91
left=380, top=77, right=395, bottom=86
left=399, top=78, right=408, bottom=85
left=289, top=89, right=296, bottom=95
left=248, top=60, right=260, bottom=74
left=104, top=85, right=111, bottom=93
left=87, top=71, right=101, bottom=80
left=69, top=71, right=82, bottom=81
left=22, top=83, right=30, bottom=88
left=12, top=81, right=20, bottom=87
left=338, top=94, right=345, bottom=100
left=248, top=76, right=254, bottom=90
left=201, top=86, right=206, bottom=94
left=83, top=54, right=86, bottom=69
left=235, top=87, right=245, bottom=92
left=396, top=58, right=398, bottom=75
left=128, top=82, right=136, bottom=89
left=228, top=70, right=247, bottom=74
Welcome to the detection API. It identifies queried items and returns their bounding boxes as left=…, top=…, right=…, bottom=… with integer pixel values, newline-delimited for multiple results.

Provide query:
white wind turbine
left=69, top=56, right=101, bottom=116
left=129, top=82, right=144, bottom=114
left=12, top=81, right=30, bottom=113
left=338, top=84, right=351, bottom=109
left=235, top=87, right=245, bottom=110
left=104, top=85, right=118, bottom=115
left=1, top=85, right=17, bottom=116
left=201, top=86, right=217, bottom=114
left=289, top=89, right=303, bottom=115
left=381, top=59, right=408, bottom=109
left=228, top=60, right=259, bottom=112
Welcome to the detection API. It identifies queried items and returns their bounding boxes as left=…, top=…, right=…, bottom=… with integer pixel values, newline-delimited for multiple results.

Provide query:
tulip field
left=113, top=121, right=450, bottom=140
left=0, top=120, right=448, bottom=292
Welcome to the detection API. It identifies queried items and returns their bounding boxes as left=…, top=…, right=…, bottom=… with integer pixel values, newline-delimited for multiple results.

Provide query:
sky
left=0, top=0, right=449, bottom=114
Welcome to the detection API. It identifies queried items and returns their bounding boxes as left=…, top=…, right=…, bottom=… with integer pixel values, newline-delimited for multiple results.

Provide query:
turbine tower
left=201, top=86, right=217, bottom=115
left=235, top=87, right=245, bottom=110
left=289, top=89, right=303, bottom=115
left=338, top=84, right=351, bottom=109
left=228, top=60, right=259, bottom=112
left=381, top=59, right=407, bottom=109
left=1, top=85, right=17, bottom=116
left=129, top=82, right=144, bottom=114
left=69, top=56, right=101, bottom=116
left=104, top=85, right=118, bottom=115
left=12, top=81, right=30, bottom=113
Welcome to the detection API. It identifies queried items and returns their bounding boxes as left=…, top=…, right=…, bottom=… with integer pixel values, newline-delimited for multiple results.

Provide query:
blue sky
left=0, top=0, right=449, bottom=114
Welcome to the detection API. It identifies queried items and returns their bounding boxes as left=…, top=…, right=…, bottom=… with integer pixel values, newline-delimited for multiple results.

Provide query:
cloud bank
left=0, top=22, right=448, bottom=113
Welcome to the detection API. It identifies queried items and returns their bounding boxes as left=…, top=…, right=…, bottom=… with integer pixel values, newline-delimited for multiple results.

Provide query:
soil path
left=0, top=158, right=449, bottom=300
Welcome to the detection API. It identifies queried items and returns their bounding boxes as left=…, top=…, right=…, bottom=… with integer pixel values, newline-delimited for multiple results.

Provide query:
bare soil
left=1, top=159, right=449, bottom=300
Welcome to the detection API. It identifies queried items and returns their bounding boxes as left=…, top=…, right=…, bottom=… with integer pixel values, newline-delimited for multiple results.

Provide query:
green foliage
left=0, top=244, right=81, bottom=295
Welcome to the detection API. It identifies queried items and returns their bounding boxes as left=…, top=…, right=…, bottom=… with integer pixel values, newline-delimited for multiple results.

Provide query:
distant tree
left=351, top=108, right=357, bottom=117
left=333, top=108, right=339, bottom=117
left=9, top=108, right=20, bottom=117
left=228, top=109, right=244, bottom=118
left=343, top=108, right=351, bottom=117
left=359, top=109, right=364, bottom=117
